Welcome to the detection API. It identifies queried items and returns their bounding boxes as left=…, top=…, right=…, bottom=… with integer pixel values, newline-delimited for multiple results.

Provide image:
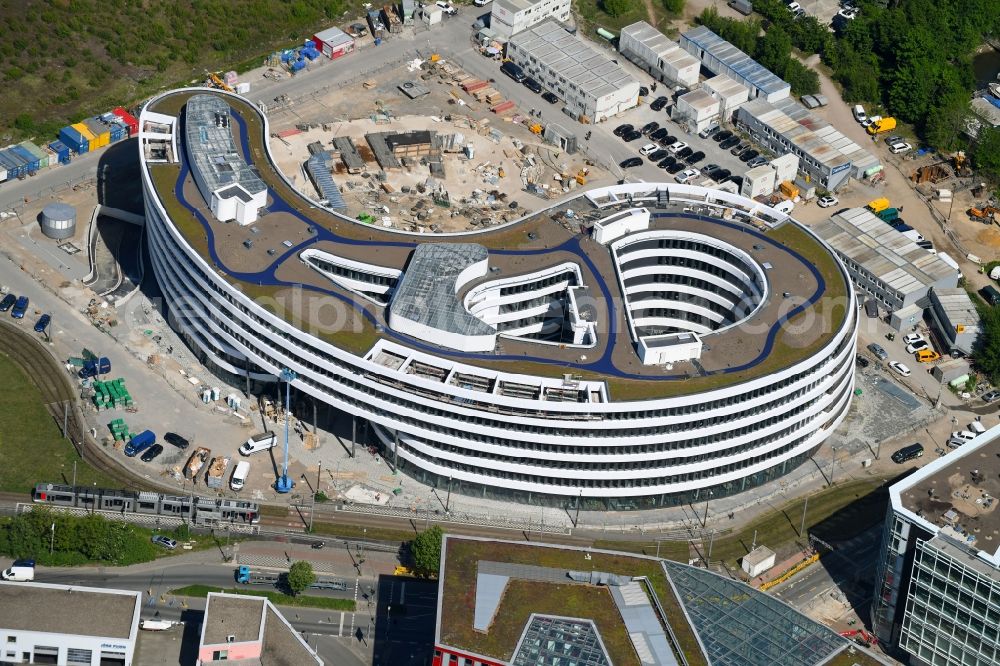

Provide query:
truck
left=124, top=430, right=156, bottom=457
left=78, top=356, right=111, bottom=379
left=205, top=456, right=231, bottom=489
left=235, top=565, right=349, bottom=590
left=867, top=117, right=897, bottom=135
left=185, top=447, right=211, bottom=479
left=2, top=560, right=35, bottom=581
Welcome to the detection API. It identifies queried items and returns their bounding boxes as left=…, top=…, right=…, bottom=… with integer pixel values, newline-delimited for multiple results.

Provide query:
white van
left=969, top=421, right=987, bottom=435
left=853, top=105, right=867, bottom=123
left=240, top=431, right=277, bottom=456
left=230, top=461, right=251, bottom=491
left=2, top=565, right=34, bottom=582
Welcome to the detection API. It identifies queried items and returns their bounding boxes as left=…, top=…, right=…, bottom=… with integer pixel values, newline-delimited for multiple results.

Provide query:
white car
left=436, top=1, right=457, bottom=14
left=838, top=7, right=859, bottom=19
left=639, top=143, right=659, bottom=156
left=905, top=340, right=929, bottom=354
left=853, top=104, right=868, bottom=123
left=817, top=195, right=839, bottom=208
left=474, top=0, right=491, bottom=5
left=667, top=141, right=689, bottom=154
left=889, top=142, right=912, bottom=155
left=902, top=332, right=924, bottom=346
left=674, top=168, right=701, bottom=184
left=861, top=114, right=881, bottom=129
left=787, top=2, right=801, bottom=12
left=951, top=430, right=978, bottom=443
left=889, top=361, right=911, bottom=377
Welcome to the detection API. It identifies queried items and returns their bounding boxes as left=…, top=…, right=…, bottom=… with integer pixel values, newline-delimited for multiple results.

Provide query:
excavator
left=968, top=205, right=1000, bottom=223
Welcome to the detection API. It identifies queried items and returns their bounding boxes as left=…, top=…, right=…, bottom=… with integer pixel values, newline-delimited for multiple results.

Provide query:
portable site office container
left=59, top=125, right=89, bottom=154
left=113, top=107, right=139, bottom=136
left=0, top=150, right=22, bottom=179
left=19, top=141, right=49, bottom=169
left=48, top=141, right=70, bottom=164
left=108, top=121, right=127, bottom=143
left=82, top=118, right=110, bottom=148
left=0, top=164, right=6, bottom=182
left=71, top=122, right=97, bottom=152
left=9, top=145, right=40, bottom=173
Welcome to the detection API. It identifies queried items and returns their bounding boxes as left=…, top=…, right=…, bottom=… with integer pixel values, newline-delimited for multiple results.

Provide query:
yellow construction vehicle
left=575, top=169, right=589, bottom=185
left=968, top=206, right=1000, bottom=222
left=207, top=71, right=233, bottom=93
left=498, top=167, right=505, bottom=178
left=528, top=122, right=543, bottom=134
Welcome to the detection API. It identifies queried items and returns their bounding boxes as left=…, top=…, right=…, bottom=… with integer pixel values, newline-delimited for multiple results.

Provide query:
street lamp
left=703, top=490, right=713, bottom=528
left=275, top=368, right=297, bottom=493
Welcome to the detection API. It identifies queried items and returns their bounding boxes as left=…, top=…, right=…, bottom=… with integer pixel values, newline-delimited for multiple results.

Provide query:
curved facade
left=139, top=88, right=858, bottom=509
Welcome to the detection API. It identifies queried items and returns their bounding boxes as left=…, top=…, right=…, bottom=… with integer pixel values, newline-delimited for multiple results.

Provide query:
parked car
left=889, top=142, right=912, bottom=155
left=613, top=124, right=634, bottom=137
left=676, top=146, right=694, bottom=159
left=151, top=535, right=178, bottom=550
left=891, top=443, right=923, bottom=464
left=902, top=332, right=924, bottom=346
left=712, top=168, right=731, bottom=182
left=639, top=143, right=659, bottom=156
left=658, top=156, right=676, bottom=169
left=905, top=340, right=929, bottom=354
left=726, top=175, right=743, bottom=188
left=164, top=432, right=190, bottom=449
left=623, top=130, right=643, bottom=142
left=435, top=1, right=457, bottom=14
left=817, top=195, right=839, bottom=208
left=648, top=149, right=669, bottom=161
left=674, top=168, right=701, bottom=184
left=641, top=122, right=660, bottom=136
left=141, top=444, right=164, bottom=463
left=667, top=161, right=686, bottom=174
left=698, top=124, right=720, bottom=139
left=11, top=296, right=29, bottom=319
left=856, top=354, right=870, bottom=368
left=667, top=141, right=689, bottom=154
left=702, top=164, right=721, bottom=177
left=730, top=141, right=748, bottom=155
left=619, top=157, right=643, bottom=169
left=650, top=96, right=669, bottom=111
left=659, top=134, right=677, bottom=147
left=853, top=104, right=868, bottom=123
left=868, top=343, right=888, bottom=361
left=720, top=136, right=741, bottom=150
left=650, top=128, right=669, bottom=142
left=638, top=86, right=649, bottom=97
left=0, top=294, right=15, bottom=312
left=541, top=91, right=559, bottom=104
left=522, top=77, right=543, bottom=93
left=686, top=150, right=705, bottom=165
left=33, top=313, right=50, bottom=333
left=474, top=0, right=491, bottom=5
left=713, top=130, right=733, bottom=143
left=982, top=390, right=1000, bottom=404
left=889, top=361, right=911, bottom=377
left=746, top=156, right=768, bottom=168
left=740, top=149, right=760, bottom=163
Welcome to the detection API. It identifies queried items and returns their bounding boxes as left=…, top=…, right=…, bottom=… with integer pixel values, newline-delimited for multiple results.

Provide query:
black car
left=648, top=149, right=669, bottom=161
left=639, top=86, right=649, bottom=97
left=650, top=96, right=669, bottom=111
left=641, top=121, right=660, bottom=135
left=659, top=135, right=677, bottom=148
left=622, top=130, right=643, bottom=142
left=140, top=444, right=164, bottom=463
left=650, top=128, right=669, bottom=142
left=0, top=294, right=14, bottom=312
left=702, top=164, right=721, bottom=176
left=675, top=146, right=694, bottom=159
left=619, top=157, right=643, bottom=168
left=522, top=77, right=543, bottom=93
left=541, top=91, right=559, bottom=104
left=713, top=130, right=733, bottom=142
left=667, top=161, right=685, bottom=174
left=856, top=354, right=870, bottom=368
left=613, top=124, right=633, bottom=137
left=720, top=136, right=741, bottom=150
left=164, top=432, right=190, bottom=449
left=658, top=156, right=676, bottom=169
left=686, top=150, right=705, bottom=165
left=740, top=149, right=760, bottom=163
left=712, top=168, right=731, bottom=182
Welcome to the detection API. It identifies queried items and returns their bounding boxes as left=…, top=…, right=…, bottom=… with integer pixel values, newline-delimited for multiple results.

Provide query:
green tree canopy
left=601, top=0, right=634, bottom=18
left=661, top=0, right=684, bottom=13
left=411, top=526, right=444, bottom=575
left=286, top=560, right=316, bottom=596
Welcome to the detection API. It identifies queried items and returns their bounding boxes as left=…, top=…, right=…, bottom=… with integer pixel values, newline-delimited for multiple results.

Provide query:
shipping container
left=19, top=141, right=49, bottom=169
left=48, top=141, right=71, bottom=164
left=71, top=123, right=97, bottom=152
left=9, top=145, right=41, bottom=173
left=112, top=107, right=139, bottom=137
left=82, top=118, right=110, bottom=148
left=0, top=150, right=24, bottom=179
left=59, top=126, right=89, bottom=154
left=109, top=124, right=126, bottom=143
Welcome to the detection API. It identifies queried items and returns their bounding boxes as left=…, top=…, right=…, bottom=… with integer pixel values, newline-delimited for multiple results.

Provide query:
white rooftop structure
left=680, top=26, right=790, bottom=102
left=619, top=21, right=699, bottom=88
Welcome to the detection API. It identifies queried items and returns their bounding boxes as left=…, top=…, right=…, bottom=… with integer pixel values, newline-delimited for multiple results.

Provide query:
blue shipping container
left=59, top=126, right=89, bottom=154
left=9, top=145, right=39, bottom=172
left=48, top=141, right=72, bottom=164
left=109, top=126, right=126, bottom=143
left=0, top=150, right=26, bottom=178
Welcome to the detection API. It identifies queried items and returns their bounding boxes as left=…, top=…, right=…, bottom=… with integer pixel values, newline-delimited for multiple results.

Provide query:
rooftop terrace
left=144, top=90, right=851, bottom=401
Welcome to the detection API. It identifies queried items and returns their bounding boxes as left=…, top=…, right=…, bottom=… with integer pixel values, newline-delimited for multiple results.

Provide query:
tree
left=411, top=526, right=444, bottom=575
left=602, top=0, right=634, bottom=17
left=972, top=126, right=1000, bottom=183
left=661, top=0, right=684, bottom=13
left=286, top=560, right=316, bottom=595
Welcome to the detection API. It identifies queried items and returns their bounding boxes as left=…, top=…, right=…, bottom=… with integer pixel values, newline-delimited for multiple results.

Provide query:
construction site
left=265, top=57, right=607, bottom=233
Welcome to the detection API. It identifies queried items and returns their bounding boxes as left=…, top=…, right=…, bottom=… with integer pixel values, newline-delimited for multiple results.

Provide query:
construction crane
left=206, top=71, right=233, bottom=93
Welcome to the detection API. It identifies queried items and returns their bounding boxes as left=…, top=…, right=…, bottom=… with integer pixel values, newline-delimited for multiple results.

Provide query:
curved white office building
left=139, top=88, right=858, bottom=510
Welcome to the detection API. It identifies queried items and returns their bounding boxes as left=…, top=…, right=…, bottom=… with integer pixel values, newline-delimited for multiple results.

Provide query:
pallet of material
left=461, top=80, right=489, bottom=93
left=492, top=100, right=515, bottom=114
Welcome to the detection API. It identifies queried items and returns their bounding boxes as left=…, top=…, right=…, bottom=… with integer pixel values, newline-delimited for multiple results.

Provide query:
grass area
left=440, top=538, right=707, bottom=665
left=169, top=584, right=356, bottom=611
left=573, top=0, right=681, bottom=37
left=149, top=164, right=211, bottom=258
left=0, top=354, right=117, bottom=494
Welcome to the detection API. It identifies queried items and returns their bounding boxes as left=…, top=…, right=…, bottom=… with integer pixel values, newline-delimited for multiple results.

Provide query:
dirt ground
left=265, top=58, right=606, bottom=233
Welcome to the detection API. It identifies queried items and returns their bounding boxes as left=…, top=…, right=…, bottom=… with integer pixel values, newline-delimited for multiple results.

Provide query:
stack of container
left=108, top=418, right=132, bottom=442
left=72, top=122, right=97, bottom=152
left=290, top=57, right=307, bottom=73
left=9, top=143, right=42, bottom=173
left=112, top=107, right=138, bottom=137
left=82, top=118, right=110, bottom=150
left=301, top=44, right=321, bottom=60
left=48, top=141, right=71, bottom=165
left=93, top=378, right=133, bottom=410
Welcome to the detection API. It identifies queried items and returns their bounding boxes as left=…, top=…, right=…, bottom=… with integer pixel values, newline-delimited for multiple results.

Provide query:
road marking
left=339, top=611, right=344, bottom=636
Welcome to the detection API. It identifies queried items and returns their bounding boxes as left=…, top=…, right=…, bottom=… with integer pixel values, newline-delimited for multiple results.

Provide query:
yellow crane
left=207, top=71, right=233, bottom=93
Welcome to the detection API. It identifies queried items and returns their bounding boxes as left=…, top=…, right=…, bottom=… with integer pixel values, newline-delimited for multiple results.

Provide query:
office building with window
left=140, top=88, right=858, bottom=511
left=0, top=583, right=140, bottom=666
left=871, top=424, right=1000, bottom=665
left=506, top=20, right=640, bottom=122
left=811, top=208, right=959, bottom=314
left=434, top=535, right=890, bottom=666
left=489, top=0, right=570, bottom=41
